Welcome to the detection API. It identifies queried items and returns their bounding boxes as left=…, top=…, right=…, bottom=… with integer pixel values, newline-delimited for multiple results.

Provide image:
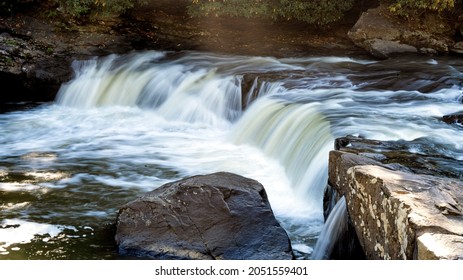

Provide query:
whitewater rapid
left=1, top=51, right=462, bottom=259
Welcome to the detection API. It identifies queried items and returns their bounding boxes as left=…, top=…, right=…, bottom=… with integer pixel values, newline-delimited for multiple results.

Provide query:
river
left=0, top=51, right=462, bottom=259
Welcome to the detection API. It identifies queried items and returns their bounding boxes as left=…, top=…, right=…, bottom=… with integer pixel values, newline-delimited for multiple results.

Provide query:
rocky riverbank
left=327, top=136, right=463, bottom=260
left=0, top=0, right=360, bottom=103
left=2, top=1, right=463, bottom=260
left=2, top=1, right=462, bottom=103
left=114, top=135, right=463, bottom=260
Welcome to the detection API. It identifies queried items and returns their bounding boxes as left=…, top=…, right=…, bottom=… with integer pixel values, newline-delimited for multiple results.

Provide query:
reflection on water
left=1, top=52, right=462, bottom=259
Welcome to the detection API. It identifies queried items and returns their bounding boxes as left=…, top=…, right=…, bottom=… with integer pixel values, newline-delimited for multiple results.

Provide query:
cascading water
left=1, top=51, right=462, bottom=259
left=311, top=197, right=347, bottom=260
left=57, top=52, right=243, bottom=126
left=230, top=98, right=333, bottom=217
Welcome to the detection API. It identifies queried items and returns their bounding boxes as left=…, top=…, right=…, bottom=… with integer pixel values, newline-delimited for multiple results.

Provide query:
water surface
left=1, top=52, right=462, bottom=259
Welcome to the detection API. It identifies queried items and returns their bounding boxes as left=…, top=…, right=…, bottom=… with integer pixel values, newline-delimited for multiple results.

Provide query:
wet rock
left=0, top=13, right=144, bottom=103
left=0, top=31, right=70, bottom=102
left=115, top=172, right=292, bottom=260
left=333, top=136, right=463, bottom=179
left=442, top=112, right=463, bottom=125
left=329, top=136, right=463, bottom=259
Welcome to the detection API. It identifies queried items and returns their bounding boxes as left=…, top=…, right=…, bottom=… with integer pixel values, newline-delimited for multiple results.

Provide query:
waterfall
left=56, top=52, right=243, bottom=126
left=312, top=196, right=348, bottom=260
left=4, top=50, right=463, bottom=259
left=56, top=51, right=334, bottom=219
left=229, top=97, right=334, bottom=219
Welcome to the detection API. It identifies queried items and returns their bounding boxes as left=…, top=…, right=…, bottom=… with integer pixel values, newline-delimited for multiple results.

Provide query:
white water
left=312, top=197, right=348, bottom=260
left=1, top=51, right=463, bottom=259
left=230, top=98, right=333, bottom=218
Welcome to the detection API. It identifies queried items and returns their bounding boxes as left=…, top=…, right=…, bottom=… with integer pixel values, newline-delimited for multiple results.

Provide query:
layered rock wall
left=329, top=137, right=463, bottom=259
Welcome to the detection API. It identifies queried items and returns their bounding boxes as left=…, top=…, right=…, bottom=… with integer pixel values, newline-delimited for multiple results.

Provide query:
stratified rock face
left=348, top=6, right=453, bottom=58
left=329, top=137, right=463, bottom=260
left=115, top=172, right=292, bottom=260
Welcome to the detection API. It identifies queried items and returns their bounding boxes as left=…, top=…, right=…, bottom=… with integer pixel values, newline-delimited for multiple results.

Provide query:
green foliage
left=54, top=0, right=150, bottom=17
left=276, top=0, right=355, bottom=25
left=0, top=0, right=150, bottom=18
left=187, top=0, right=272, bottom=19
left=188, top=0, right=356, bottom=26
left=57, top=0, right=91, bottom=16
left=386, top=0, right=459, bottom=17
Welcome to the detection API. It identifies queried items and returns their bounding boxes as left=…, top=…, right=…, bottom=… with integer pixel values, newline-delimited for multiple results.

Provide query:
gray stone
left=348, top=8, right=401, bottom=43
left=115, top=172, right=292, bottom=260
left=368, top=39, right=417, bottom=59
left=348, top=6, right=453, bottom=58
left=329, top=137, right=463, bottom=260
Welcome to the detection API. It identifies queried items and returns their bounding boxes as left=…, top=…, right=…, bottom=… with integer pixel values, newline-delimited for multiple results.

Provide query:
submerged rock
left=329, top=136, right=463, bottom=259
left=115, top=172, right=292, bottom=260
left=442, top=112, right=463, bottom=125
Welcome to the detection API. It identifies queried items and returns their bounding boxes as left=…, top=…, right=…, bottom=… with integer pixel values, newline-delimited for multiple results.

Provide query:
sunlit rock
left=417, top=233, right=463, bottom=260
left=329, top=136, right=463, bottom=259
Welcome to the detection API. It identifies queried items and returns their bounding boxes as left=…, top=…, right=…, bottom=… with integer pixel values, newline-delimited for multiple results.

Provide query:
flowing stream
left=1, top=51, right=462, bottom=259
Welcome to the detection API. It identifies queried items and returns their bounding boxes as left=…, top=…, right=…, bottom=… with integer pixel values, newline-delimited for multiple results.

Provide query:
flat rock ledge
left=115, top=172, right=292, bottom=260
left=329, top=136, right=463, bottom=260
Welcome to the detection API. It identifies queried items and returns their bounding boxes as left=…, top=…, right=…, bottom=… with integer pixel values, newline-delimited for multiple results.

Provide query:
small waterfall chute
left=312, top=196, right=348, bottom=260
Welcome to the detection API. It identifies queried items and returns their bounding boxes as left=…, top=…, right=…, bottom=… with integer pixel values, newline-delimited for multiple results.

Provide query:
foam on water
left=1, top=51, right=463, bottom=259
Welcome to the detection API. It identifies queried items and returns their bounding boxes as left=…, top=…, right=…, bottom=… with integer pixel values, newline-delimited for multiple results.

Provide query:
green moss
left=53, top=0, right=150, bottom=18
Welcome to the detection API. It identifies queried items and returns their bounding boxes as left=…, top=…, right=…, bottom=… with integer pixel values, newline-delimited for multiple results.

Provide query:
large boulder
left=348, top=6, right=454, bottom=58
left=115, top=172, right=293, bottom=260
left=328, top=136, right=463, bottom=259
